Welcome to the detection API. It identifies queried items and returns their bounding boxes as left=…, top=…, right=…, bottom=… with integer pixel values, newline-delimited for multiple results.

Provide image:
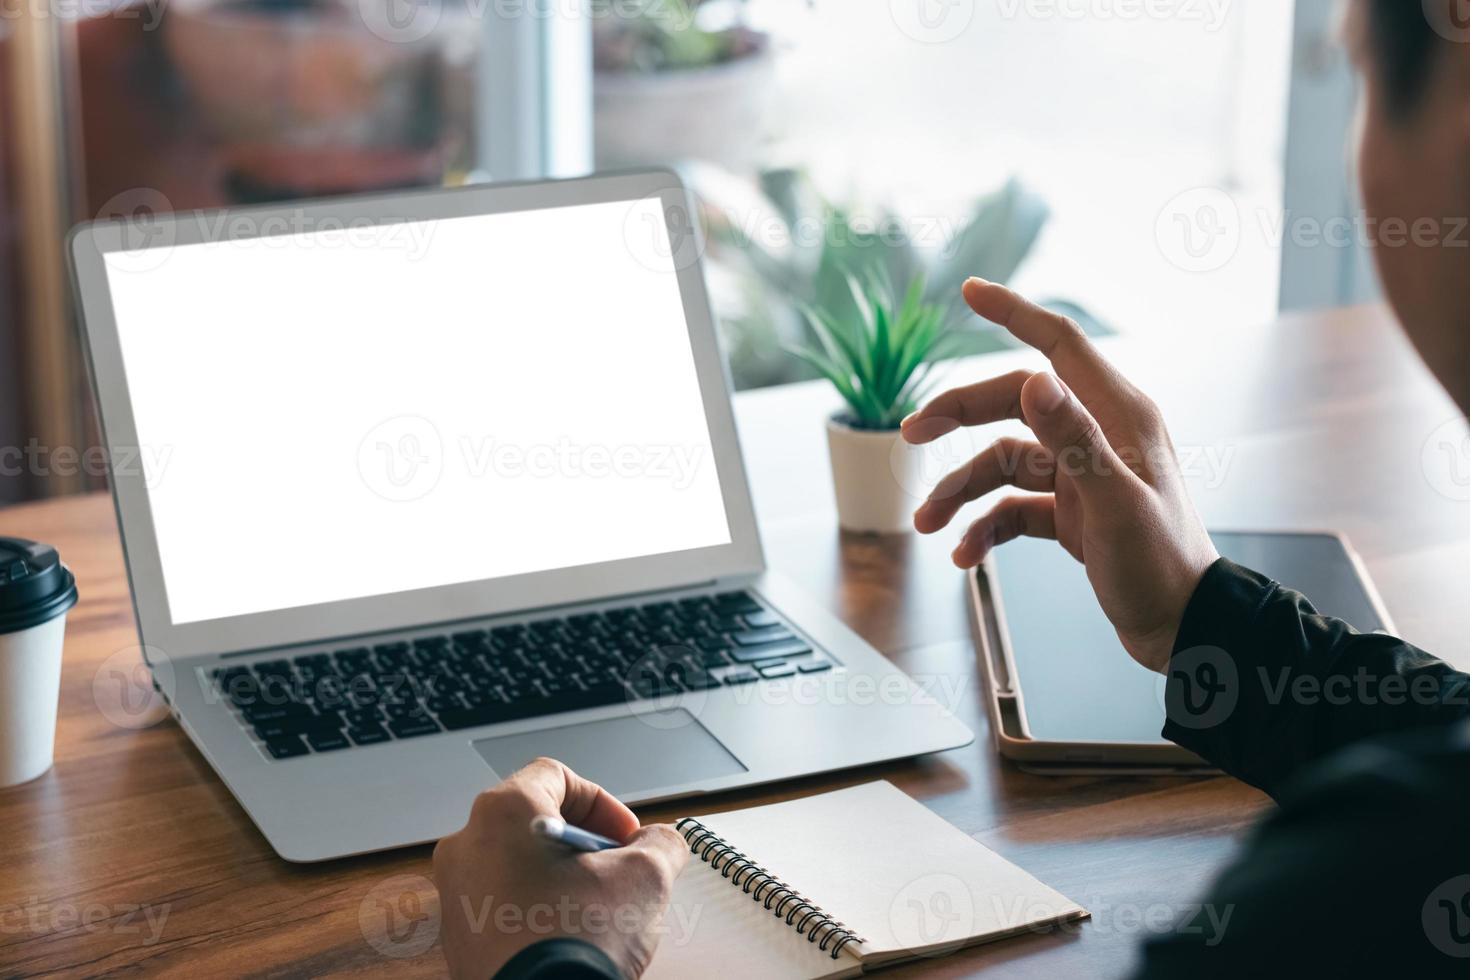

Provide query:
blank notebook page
left=642, top=782, right=1086, bottom=978
left=644, top=853, right=860, bottom=980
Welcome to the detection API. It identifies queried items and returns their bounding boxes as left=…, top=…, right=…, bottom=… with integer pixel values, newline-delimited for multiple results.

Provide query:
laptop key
left=728, top=639, right=812, bottom=663
left=345, top=707, right=383, bottom=727
left=501, top=682, right=539, bottom=702
left=335, top=654, right=372, bottom=675
left=389, top=716, right=442, bottom=739
left=347, top=725, right=391, bottom=746
left=240, top=702, right=307, bottom=725
left=742, top=610, right=780, bottom=628
left=254, top=710, right=344, bottom=740
left=759, top=663, right=797, bottom=679
left=311, top=676, right=349, bottom=709
left=257, top=676, right=298, bottom=706
left=732, top=627, right=793, bottom=646
left=223, top=675, right=263, bottom=707
left=626, top=675, right=676, bottom=700
left=798, top=660, right=833, bottom=673
left=263, top=736, right=310, bottom=760
left=307, top=731, right=351, bottom=752
left=699, top=650, right=731, bottom=668
left=714, top=592, right=761, bottom=614
left=437, top=684, right=625, bottom=731
left=681, top=671, right=723, bottom=691
left=721, top=668, right=759, bottom=685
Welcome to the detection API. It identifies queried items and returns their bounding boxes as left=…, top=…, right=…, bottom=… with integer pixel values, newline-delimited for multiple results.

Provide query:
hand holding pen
left=433, top=759, right=690, bottom=980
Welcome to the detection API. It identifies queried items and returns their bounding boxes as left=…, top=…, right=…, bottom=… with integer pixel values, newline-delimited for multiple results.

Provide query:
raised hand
left=902, top=278, right=1219, bottom=673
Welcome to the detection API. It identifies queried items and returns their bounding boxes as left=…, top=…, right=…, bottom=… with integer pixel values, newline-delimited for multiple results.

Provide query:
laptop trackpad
left=470, top=711, right=747, bottom=797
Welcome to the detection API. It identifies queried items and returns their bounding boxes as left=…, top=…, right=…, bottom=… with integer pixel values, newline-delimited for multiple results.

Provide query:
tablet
left=968, top=531, right=1394, bottom=773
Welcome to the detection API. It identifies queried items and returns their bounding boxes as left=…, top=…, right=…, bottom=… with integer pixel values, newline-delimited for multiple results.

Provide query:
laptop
left=67, top=170, right=973, bottom=862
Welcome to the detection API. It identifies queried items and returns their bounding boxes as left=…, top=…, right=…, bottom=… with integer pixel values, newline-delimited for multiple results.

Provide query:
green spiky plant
left=695, top=167, right=1107, bottom=390
left=789, top=273, right=958, bottom=431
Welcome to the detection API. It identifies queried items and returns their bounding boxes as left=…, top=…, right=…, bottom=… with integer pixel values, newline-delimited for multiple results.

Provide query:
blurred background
left=1, top=0, right=1368, bottom=504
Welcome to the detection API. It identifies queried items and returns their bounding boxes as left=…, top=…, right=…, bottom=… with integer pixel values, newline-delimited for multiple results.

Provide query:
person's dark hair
left=1368, top=0, right=1439, bottom=116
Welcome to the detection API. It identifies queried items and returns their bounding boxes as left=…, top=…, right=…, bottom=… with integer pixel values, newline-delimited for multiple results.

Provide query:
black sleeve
left=1132, top=559, right=1470, bottom=978
left=1160, top=558, right=1470, bottom=796
left=493, top=938, right=622, bottom=980
left=1133, top=728, right=1470, bottom=978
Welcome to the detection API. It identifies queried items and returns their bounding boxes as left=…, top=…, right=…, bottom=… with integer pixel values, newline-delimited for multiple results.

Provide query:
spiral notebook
left=644, top=781, right=1088, bottom=979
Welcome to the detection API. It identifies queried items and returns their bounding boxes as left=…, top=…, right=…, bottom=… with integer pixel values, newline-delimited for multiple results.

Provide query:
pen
left=530, top=815, right=623, bottom=853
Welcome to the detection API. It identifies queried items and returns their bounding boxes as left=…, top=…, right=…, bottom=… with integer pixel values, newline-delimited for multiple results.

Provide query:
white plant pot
left=593, top=48, right=778, bottom=172
left=826, top=416, right=922, bottom=535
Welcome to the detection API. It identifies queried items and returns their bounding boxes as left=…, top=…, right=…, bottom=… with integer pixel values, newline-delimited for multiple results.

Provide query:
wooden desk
left=3, top=304, right=1468, bottom=978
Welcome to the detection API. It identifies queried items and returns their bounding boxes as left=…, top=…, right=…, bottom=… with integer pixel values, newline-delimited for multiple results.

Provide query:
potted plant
left=590, top=0, right=784, bottom=170
left=790, top=274, right=957, bottom=534
left=693, top=166, right=1107, bottom=389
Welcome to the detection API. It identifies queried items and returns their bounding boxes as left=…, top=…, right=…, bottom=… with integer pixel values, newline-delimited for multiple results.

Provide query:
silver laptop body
left=69, top=170, right=973, bottom=861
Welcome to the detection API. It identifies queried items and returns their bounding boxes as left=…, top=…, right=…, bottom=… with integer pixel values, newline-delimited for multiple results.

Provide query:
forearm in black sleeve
left=1132, top=729, right=1470, bottom=979
left=493, top=939, right=622, bottom=980
left=1161, top=558, right=1470, bottom=796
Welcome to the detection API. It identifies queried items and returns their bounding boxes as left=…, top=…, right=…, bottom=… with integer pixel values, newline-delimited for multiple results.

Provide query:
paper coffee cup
left=0, top=538, right=79, bottom=788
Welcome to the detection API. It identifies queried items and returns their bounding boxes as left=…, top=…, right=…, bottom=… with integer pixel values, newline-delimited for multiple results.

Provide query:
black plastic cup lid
left=0, top=538, right=79, bottom=637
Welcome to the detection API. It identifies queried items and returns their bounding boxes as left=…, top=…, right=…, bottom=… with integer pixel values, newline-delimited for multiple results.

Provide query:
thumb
left=625, top=824, right=691, bottom=879
left=1021, top=372, right=1131, bottom=496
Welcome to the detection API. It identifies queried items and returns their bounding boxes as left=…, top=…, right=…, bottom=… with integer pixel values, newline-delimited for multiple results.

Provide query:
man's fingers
left=1019, top=373, right=1139, bottom=499
left=914, top=438, right=1054, bottom=534
left=506, top=757, right=640, bottom=842
left=961, top=278, right=1136, bottom=414
left=900, top=369, right=1032, bottom=444
left=624, top=824, right=691, bottom=879
left=952, top=496, right=1058, bottom=568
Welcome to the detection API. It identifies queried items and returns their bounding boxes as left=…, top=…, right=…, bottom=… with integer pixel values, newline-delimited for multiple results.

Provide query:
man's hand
left=902, top=278, right=1219, bottom=674
left=433, top=758, right=689, bottom=979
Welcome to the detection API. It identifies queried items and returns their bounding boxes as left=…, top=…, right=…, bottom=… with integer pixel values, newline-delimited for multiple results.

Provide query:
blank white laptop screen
left=102, top=198, right=733, bottom=626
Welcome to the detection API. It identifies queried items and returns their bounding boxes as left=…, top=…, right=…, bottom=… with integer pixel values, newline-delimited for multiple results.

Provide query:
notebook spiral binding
left=674, top=817, right=863, bottom=961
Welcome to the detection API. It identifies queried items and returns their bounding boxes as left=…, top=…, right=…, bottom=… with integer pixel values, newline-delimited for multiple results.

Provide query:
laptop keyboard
left=210, top=590, right=837, bottom=761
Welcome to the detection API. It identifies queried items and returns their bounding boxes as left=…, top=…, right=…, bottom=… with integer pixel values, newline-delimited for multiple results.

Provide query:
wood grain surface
left=2, top=303, right=1467, bottom=978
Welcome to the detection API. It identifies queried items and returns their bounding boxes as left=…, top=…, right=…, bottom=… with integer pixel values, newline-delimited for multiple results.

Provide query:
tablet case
left=967, top=530, right=1396, bottom=775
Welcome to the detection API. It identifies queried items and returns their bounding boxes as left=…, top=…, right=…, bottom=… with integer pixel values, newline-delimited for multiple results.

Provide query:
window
left=584, top=0, right=1300, bottom=386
